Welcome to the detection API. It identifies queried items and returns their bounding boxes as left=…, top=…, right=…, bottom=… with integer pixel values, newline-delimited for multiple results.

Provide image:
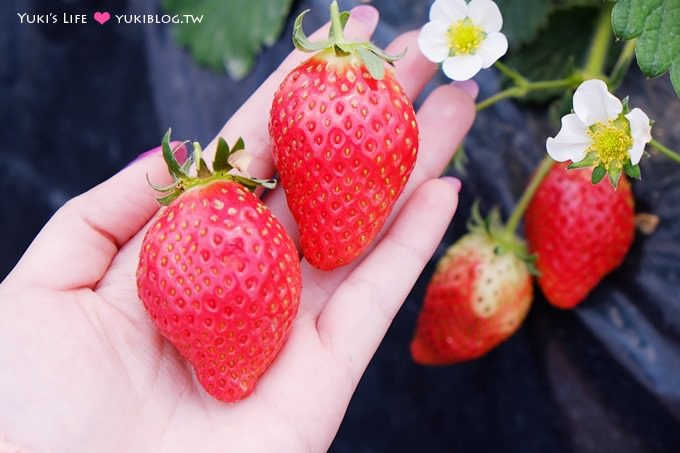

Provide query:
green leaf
left=611, top=0, right=661, bottom=39
left=592, top=164, right=607, bottom=184
left=495, top=0, right=552, bottom=49
left=672, top=60, right=680, bottom=96
left=612, top=0, right=680, bottom=96
left=163, top=0, right=294, bottom=79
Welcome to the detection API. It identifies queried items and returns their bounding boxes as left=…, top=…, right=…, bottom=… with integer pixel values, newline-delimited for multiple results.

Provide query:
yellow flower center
left=587, top=120, right=632, bottom=167
left=447, top=19, right=485, bottom=55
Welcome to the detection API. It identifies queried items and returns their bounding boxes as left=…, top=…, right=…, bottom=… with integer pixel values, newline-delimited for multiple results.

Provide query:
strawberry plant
left=411, top=0, right=680, bottom=363
left=137, top=131, right=302, bottom=402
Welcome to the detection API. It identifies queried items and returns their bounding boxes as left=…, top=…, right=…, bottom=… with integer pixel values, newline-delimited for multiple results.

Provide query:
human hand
left=0, top=5, right=475, bottom=452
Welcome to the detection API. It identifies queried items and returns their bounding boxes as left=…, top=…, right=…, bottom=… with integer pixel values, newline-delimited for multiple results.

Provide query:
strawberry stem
left=583, top=3, right=613, bottom=80
left=329, top=1, right=345, bottom=44
left=608, top=39, right=637, bottom=91
left=505, top=156, right=554, bottom=235
left=649, top=138, right=680, bottom=165
left=291, top=1, right=404, bottom=80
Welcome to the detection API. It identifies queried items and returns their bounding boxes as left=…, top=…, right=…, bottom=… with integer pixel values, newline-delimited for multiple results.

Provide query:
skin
left=0, top=6, right=475, bottom=452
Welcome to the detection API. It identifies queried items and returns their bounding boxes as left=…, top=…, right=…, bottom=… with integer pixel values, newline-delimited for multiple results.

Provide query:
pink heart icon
left=94, top=11, right=110, bottom=25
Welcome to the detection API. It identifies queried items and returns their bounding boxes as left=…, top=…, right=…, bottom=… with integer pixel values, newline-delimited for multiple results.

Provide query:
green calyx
left=151, top=129, right=276, bottom=206
left=468, top=201, right=539, bottom=276
left=292, top=0, right=405, bottom=80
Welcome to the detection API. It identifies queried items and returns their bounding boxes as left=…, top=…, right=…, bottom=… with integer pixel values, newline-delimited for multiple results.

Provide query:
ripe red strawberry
left=269, top=1, right=418, bottom=270
left=411, top=208, right=534, bottom=365
left=137, top=132, right=302, bottom=402
left=524, top=163, right=635, bottom=309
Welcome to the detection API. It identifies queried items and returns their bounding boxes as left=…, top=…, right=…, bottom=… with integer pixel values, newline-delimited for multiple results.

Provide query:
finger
left=316, top=178, right=461, bottom=376
left=406, top=83, right=477, bottom=189
left=203, top=5, right=380, bottom=179
left=387, top=30, right=437, bottom=100
left=5, top=145, right=187, bottom=291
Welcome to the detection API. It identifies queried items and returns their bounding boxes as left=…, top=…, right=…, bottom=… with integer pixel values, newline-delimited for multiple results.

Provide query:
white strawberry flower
left=418, top=0, right=508, bottom=81
left=546, top=79, right=652, bottom=185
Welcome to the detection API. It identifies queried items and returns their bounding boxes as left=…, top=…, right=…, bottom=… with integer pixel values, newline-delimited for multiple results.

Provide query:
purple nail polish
left=440, top=176, right=462, bottom=193
left=451, top=80, right=480, bottom=100
left=349, top=4, right=379, bottom=26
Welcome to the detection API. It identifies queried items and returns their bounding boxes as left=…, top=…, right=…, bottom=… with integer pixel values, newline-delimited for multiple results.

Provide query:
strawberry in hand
left=269, top=1, right=419, bottom=270
left=411, top=206, right=534, bottom=365
left=137, top=132, right=302, bottom=402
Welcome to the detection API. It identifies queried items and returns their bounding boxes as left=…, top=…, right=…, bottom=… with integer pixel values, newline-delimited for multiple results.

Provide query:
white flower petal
left=546, top=113, right=591, bottom=162
left=467, top=0, right=503, bottom=33
left=442, top=54, right=483, bottom=81
left=418, top=22, right=451, bottom=63
left=625, top=107, right=652, bottom=165
left=430, top=0, right=468, bottom=23
left=476, top=32, right=508, bottom=68
left=572, top=79, right=622, bottom=125
left=228, top=150, right=252, bottom=177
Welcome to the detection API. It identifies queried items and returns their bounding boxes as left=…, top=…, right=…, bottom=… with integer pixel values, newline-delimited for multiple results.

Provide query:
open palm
left=0, top=6, right=475, bottom=452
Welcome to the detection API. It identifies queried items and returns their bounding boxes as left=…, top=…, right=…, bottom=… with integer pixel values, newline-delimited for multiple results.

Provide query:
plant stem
left=329, top=1, right=344, bottom=43
left=476, top=86, right=525, bottom=111
left=476, top=77, right=580, bottom=111
left=649, top=138, right=680, bottom=165
left=505, top=156, right=555, bottom=235
left=494, top=61, right=527, bottom=86
left=584, top=3, right=614, bottom=78
left=608, top=39, right=637, bottom=90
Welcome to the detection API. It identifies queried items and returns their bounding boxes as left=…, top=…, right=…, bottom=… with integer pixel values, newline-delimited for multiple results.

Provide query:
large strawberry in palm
left=269, top=1, right=418, bottom=270
left=524, top=163, right=635, bottom=309
left=137, top=132, right=302, bottom=402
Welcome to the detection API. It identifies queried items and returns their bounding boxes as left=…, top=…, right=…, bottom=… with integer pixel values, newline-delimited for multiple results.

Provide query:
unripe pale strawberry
left=411, top=208, right=534, bottom=364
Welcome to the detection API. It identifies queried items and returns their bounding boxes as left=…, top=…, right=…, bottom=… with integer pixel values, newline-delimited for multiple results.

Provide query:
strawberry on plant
left=411, top=207, right=534, bottom=365
left=136, top=131, right=302, bottom=402
left=524, top=163, right=635, bottom=309
left=269, top=1, right=419, bottom=270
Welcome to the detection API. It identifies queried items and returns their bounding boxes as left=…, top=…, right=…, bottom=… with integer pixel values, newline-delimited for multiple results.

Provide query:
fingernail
left=349, top=4, right=379, bottom=27
left=440, top=176, right=462, bottom=193
left=451, top=80, right=479, bottom=100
